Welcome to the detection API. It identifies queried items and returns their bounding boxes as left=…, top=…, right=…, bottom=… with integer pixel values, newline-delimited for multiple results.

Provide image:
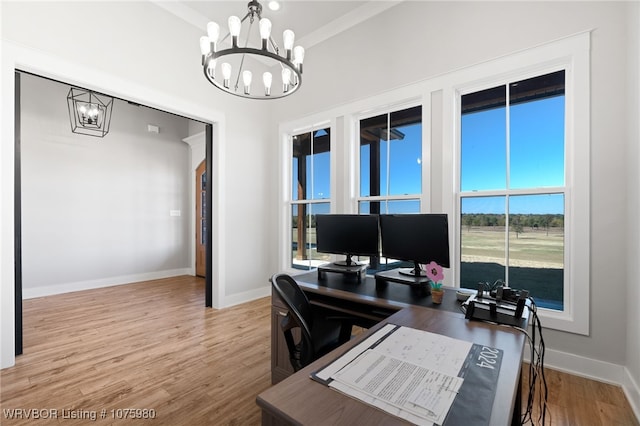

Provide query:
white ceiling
left=152, top=1, right=402, bottom=50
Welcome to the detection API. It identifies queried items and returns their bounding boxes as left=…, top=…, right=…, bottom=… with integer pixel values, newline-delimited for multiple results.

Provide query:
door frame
left=3, top=42, right=225, bottom=367
left=14, top=71, right=23, bottom=356
left=205, top=124, right=213, bottom=307
left=13, top=74, right=216, bottom=348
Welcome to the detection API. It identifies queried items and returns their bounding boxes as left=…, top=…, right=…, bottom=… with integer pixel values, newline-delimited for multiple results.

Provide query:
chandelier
left=199, top=0, right=304, bottom=100
left=66, top=88, right=114, bottom=137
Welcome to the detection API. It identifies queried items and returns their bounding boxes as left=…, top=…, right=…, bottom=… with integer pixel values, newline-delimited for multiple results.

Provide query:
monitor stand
left=332, top=254, right=364, bottom=267
left=374, top=264, right=431, bottom=296
left=398, top=261, right=427, bottom=278
left=317, top=256, right=367, bottom=283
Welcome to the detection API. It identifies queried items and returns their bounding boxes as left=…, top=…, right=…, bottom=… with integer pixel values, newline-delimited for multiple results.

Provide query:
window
left=278, top=32, right=589, bottom=334
left=290, top=128, right=331, bottom=270
left=358, top=105, right=422, bottom=270
left=459, top=71, right=566, bottom=310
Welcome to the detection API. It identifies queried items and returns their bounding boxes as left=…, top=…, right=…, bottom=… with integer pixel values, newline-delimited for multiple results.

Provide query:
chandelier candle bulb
left=221, top=62, right=232, bottom=88
left=263, top=72, right=272, bottom=96
left=259, top=18, right=272, bottom=50
left=293, top=46, right=305, bottom=73
left=283, top=29, right=295, bottom=59
left=199, top=36, right=210, bottom=64
left=242, top=70, right=252, bottom=95
left=282, top=68, right=291, bottom=92
left=207, top=21, right=220, bottom=52
left=207, top=59, right=216, bottom=78
left=228, top=16, right=241, bottom=47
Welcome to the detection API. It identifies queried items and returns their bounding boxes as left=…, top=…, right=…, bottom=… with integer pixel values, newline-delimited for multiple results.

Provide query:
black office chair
left=271, top=273, right=353, bottom=372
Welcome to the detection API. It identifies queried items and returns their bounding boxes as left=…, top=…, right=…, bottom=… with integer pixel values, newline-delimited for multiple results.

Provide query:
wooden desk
left=290, top=270, right=469, bottom=323
left=270, top=271, right=468, bottom=383
left=262, top=272, right=527, bottom=425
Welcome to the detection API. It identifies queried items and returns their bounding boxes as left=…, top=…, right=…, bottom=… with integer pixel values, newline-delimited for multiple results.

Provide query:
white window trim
left=440, top=32, right=590, bottom=335
left=354, top=100, right=427, bottom=214
left=277, top=31, right=590, bottom=334
left=278, top=119, right=335, bottom=273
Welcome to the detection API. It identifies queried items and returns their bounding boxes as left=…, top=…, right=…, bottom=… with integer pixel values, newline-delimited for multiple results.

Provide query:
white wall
left=187, top=120, right=205, bottom=138
left=626, top=0, right=640, bottom=410
left=1, top=1, right=273, bottom=368
left=20, top=73, right=191, bottom=297
left=270, top=0, right=634, bottom=381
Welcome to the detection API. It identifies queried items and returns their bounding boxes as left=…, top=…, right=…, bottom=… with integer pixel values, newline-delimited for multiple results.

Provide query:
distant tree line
left=462, top=213, right=564, bottom=236
left=291, top=215, right=316, bottom=228
left=293, top=213, right=565, bottom=232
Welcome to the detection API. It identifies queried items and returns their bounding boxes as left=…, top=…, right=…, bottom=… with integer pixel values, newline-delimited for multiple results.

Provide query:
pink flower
left=425, top=261, right=444, bottom=283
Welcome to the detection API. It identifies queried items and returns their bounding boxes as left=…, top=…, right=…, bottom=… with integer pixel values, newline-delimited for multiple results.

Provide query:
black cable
left=519, top=298, right=548, bottom=425
left=534, top=301, right=548, bottom=425
left=460, top=291, right=549, bottom=425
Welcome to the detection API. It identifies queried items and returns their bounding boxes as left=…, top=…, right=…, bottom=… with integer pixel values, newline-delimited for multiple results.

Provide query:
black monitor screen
left=316, top=214, right=379, bottom=266
left=379, top=214, right=450, bottom=270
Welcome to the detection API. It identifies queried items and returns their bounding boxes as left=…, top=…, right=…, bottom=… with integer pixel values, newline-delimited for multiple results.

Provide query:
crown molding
left=149, top=0, right=404, bottom=50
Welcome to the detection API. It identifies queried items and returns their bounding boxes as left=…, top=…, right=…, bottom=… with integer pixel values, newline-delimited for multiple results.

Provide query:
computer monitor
left=379, top=214, right=450, bottom=277
left=316, top=214, right=379, bottom=266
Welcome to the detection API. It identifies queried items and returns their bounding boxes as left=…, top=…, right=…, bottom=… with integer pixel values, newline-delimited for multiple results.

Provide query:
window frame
left=447, top=35, right=590, bottom=335
left=355, top=100, right=427, bottom=214
left=457, top=71, right=567, bottom=309
left=279, top=120, right=336, bottom=272
left=277, top=32, right=590, bottom=334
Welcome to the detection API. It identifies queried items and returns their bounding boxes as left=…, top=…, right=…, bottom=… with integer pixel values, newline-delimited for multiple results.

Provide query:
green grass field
left=291, top=224, right=565, bottom=308
left=461, top=226, right=564, bottom=308
left=461, top=225, right=564, bottom=268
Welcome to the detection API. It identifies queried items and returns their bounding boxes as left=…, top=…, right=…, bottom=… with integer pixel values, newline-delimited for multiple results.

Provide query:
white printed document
left=312, top=325, right=474, bottom=425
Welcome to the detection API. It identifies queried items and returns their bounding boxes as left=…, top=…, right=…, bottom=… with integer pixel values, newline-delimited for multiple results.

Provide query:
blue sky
left=360, top=124, right=422, bottom=198
left=461, top=95, right=565, bottom=214
left=461, top=194, right=564, bottom=215
left=294, top=94, right=565, bottom=216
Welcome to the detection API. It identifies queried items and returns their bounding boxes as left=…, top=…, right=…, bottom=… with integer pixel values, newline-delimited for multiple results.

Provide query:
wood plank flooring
left=1, top=276, right=271, bottom=425
left=522, top=364, right=639, bottom=425
left=1, top=276, right=637, bottom=425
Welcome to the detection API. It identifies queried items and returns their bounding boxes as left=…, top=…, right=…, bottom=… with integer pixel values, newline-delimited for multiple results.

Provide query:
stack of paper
left=313, top=324, right=475, bottom=425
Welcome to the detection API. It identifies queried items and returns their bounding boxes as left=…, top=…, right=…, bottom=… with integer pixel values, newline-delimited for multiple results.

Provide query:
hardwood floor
left=1, top=276, right=271, bottom=425
left=522, top=364, right=638, bottom=425
left=1, top=276, right=637, bottom=425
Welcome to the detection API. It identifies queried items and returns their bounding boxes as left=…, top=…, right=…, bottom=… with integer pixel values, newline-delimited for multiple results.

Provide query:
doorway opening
left=13, top=71, right=215, bottom=356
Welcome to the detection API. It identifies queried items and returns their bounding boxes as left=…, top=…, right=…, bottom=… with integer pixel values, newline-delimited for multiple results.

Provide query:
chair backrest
left=271, top=273, right=314, bottom=370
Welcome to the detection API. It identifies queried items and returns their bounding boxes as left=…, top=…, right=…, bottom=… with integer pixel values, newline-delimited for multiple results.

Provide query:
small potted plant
left=425, top=261, right=444, bottom=304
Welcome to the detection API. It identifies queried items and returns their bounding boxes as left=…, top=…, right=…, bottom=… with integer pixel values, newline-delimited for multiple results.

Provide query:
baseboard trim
left=526, top=347, right=626, bottom=384
left=524, top=346, right=640, bottom=421
left=221, top=285, right=271, bottom=308
left=22, top=268, right=192, bottom=299
left=622, top=367, right=640, bottom=421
